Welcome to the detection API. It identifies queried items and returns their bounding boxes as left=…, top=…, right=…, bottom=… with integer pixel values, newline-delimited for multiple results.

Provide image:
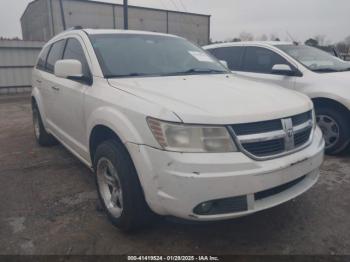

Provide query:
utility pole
left=123, top=0, right=128, bottom=30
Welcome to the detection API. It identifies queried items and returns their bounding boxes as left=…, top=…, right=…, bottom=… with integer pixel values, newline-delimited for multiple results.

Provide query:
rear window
left=208, top=46, right=245, bottom=70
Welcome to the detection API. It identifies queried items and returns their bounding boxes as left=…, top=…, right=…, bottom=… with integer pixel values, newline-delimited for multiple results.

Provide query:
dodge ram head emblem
left=287, top=128, right=294, bottom=138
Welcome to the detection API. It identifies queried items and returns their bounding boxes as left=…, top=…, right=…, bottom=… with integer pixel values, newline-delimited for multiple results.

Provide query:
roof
left=203, top=41, right=293, bottom=49
left=46, top=28, right=181, bottom=45
left=21, top=0, right=210, bottom=21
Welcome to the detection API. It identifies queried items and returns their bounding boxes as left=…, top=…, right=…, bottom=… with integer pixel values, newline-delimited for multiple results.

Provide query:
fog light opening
left=197, top=201, right=214, bottom=214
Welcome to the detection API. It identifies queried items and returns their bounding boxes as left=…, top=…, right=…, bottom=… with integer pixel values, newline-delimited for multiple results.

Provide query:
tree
left=269, top=33, right=280, bottom=41
left=344, top=35, right=350, bottom=45
left=258, top=34, right=268, bottom=41
left=305, top=38, right=318, bottom=46
left=314, top=35, right=326, bottom=46
left=239, top=32, right=254, bottom=41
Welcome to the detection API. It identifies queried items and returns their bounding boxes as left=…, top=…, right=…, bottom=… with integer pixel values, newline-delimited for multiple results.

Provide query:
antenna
left=286, top=31, right=299, bottom=45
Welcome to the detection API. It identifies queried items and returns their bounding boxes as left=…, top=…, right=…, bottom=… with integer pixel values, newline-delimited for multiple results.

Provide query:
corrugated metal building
left=21, top=0, right=211, bottom=45
left=0, top=40, right=44, bottom=94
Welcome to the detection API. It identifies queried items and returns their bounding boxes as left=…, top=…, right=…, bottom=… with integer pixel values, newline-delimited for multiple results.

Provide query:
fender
left=31, top=86, right=49, bottom=128
left=86, top=106, right=149, bottom=146
left=307, top=92, right=350, bottom=111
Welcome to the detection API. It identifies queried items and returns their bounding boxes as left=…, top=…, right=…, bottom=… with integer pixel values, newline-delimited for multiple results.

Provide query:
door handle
left=51, top=86, right=60, bottom=91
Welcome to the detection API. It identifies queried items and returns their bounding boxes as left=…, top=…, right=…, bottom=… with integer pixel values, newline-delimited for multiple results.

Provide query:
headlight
left=147, top=117, right=237, bottom=153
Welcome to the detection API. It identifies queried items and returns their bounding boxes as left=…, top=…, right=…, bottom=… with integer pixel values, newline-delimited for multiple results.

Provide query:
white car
left=204, top=42, right=350, bottom=154
left=32, top=29, right=324, bottom=231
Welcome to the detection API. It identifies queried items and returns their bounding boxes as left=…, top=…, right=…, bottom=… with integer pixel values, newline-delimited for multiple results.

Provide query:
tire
left=32, top=102, right=58, bottom=147
left=93, top=139, right=157, bottom=231
left=315, top=105, right=350, bottom=155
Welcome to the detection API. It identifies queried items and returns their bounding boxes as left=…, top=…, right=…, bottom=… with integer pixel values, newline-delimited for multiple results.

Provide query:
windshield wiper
left=105, top=73, right=160, bottom=78
left=312, top=68, right=339, bottom=73
left=163, top=68, right=227, bottom=76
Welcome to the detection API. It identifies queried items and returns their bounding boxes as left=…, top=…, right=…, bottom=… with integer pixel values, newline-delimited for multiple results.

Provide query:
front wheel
left=94, top=140, right=157, bottom=231
left=315, top=106, right=350, bottom=155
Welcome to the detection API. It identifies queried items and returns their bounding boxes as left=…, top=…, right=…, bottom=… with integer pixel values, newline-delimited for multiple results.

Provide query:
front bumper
left=127, top=127, right=325, bottom=221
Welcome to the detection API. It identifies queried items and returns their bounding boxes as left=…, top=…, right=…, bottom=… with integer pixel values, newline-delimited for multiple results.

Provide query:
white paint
left=32, top=30, right=324, bottom=222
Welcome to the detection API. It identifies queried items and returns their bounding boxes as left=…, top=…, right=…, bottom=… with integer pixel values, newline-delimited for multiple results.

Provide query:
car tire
left=315, top=105, right=350, bottom=155
left=32, top=103, right=58, bottom=147
left=93, top=139, right=157, bottom=232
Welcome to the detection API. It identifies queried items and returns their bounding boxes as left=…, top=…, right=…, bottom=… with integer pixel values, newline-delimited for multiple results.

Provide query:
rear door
left=33, top=45, right=51, bottom=120
left=42, top=39, right=67, bottom=129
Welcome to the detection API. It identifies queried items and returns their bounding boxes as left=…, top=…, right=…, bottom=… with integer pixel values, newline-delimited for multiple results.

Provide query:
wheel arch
left=89, top=125, right=125, bottom=164
left=312, top=97, right=350, bottom=116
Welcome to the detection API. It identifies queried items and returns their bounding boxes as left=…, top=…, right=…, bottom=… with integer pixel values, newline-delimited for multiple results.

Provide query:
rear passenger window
left=242, top=47, right=290, bottom=74
left=36, top=45, right=51, bottom=70
left=46, top=40, right=66, bottom=73
left=63, top=38, right=90, bottom=78
left=208, top=46, right=244, bottom=70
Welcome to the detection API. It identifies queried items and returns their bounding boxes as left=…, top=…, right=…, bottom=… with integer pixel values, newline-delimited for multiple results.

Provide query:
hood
left=108, top=74, right=312, bottom=124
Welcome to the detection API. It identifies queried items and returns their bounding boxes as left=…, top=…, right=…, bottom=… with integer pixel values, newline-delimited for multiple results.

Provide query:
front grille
left=232, top=119, right=282, bottom=135
left=294, top=128, right=312, bottom=147
left=230, top=111, right=313, bottom=159
left=242, top=139, right=285, bottom=157
left=292, top=111, right=312, bottom=126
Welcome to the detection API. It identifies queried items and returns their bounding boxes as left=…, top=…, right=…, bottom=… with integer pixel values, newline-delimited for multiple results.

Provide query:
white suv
left=32, top=29, right=324, bottom=231
left=204, top=42, right=350, bottom=154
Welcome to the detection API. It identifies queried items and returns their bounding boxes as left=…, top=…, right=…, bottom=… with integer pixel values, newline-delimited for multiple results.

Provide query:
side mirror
left=219, top=60, right=228, bottom=68
left=55, top=59, right=83, bottom=79
left=271, top=64, right=294, bottom=76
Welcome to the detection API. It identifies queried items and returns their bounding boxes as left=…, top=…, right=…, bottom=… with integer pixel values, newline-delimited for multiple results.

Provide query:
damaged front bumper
left=126, top=127, right=325, bottom=221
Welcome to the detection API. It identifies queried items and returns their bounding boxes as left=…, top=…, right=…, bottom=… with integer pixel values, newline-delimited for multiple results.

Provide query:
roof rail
left=66, top=26, right=84, bottom=31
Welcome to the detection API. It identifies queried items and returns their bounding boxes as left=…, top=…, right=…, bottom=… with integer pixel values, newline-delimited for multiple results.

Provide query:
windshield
left=276, top=45, right=350, bottom=73
left=90, top=34, right=228, bottom=78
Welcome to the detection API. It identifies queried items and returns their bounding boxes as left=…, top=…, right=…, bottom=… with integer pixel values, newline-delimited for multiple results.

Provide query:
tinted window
left=242, top=47, right=290, bottom=74
left=36, top=45, right=51, bottom=70
left=46, top=40, right=66, bottom=73
left=208, top=46, right=244, bottom=70
left=63, top=38, right=90, bottom=77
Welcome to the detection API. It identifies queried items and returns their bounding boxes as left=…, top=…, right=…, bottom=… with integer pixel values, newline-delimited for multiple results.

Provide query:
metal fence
left=0, top=40, right=44, bottom=95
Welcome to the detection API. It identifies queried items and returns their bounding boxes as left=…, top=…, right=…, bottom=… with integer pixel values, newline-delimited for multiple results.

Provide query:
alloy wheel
left=97, top=157, right=123, bottom=218
left=316, top=114, right=340, bottom=149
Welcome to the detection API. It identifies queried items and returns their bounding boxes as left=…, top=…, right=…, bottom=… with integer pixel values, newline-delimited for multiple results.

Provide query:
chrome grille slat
left=230, top=111, right=313, bottom=159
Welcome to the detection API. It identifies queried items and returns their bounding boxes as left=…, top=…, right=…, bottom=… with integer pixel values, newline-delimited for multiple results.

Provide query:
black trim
left=193, top=195, right=248, bottom=215
left=255, top=175, right=306, bottom=200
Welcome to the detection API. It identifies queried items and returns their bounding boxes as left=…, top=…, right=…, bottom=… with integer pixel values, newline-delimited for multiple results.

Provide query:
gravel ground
left=0, top=94, right=349, bottom=255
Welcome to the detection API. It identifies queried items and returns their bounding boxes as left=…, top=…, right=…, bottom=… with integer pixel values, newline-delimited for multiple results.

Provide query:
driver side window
left=63, top=38, right=91, bottom=78
left=242, top=47, right=291, bottom=75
